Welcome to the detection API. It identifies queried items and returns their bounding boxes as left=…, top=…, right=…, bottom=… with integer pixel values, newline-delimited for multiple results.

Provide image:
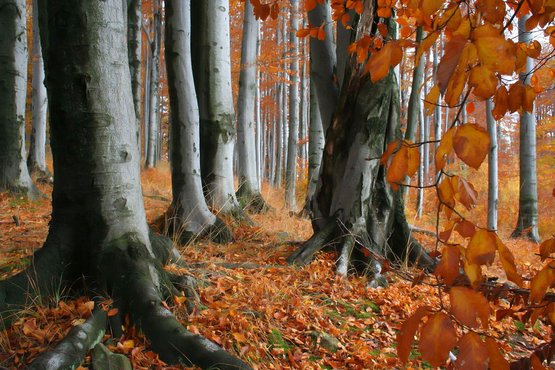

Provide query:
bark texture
left=165, top=0, right=231, bottom=243
left=236, top=0, right=269, bottom=213
left=486, top=99, right=498, bottom=231
left=0, top=0, right=36, bottom=197
left=27, top=0, right=50, bottom=178
left=128, top=0, right=142, bottom=132
left=1, top=1, right=250, bottom=368
left=145, top=1, right=161, bottom=169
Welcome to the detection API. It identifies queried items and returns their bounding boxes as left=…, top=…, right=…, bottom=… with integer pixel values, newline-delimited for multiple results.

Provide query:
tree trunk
left=145, top=1, right=161, bottom=169
left=128, top=0, right=142, bottom=135
left=486, top=99, right=498, bottom=231
left=511, top=15, right=540, bottom=242
left=236, top=0, right=269, bottom=213
left=165, top=0, right=231, bottom=243
left=289, top=14, right=433, bottom=280
left=191, top=0, right=244, bottom=217
left=0, top=0, right=37, bottom=197
left=27, top=0, right=50, bottom=178
left=1, top=1, right=250, bottom=368
left=285, top=0, right=300, bottom=211
left=416, top=85, right=426, bottom=218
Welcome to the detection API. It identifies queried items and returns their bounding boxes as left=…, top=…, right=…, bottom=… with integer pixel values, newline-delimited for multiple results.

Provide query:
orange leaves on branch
left=416, top=32, right=439, bottom=67
left=419, top=312, right=458, bottom=367
left=435, top=126, right=455, bottom=171
left=492, top=86, right=509, bottom=119
left=381, top=140, right=420, bottom=191
left=473, top=24, right=516, bottom=75
left=449, top=287, right=490, bottom=329
left=466, top=229, right=497, bottom=266
left=397, top=306, right=432, bottom=363
left=496, top=236, right=524, bottom=287
left=453, top=123, right=490, bottom=170
left=539, top=238, right=555, bottom=261
left=485, top=338, right=510, bottom=369
left=424, top=85, right=440, bottom=115
left=437, top=37, right=467, bottom=94
left=470, top=66, right=498, bottom=99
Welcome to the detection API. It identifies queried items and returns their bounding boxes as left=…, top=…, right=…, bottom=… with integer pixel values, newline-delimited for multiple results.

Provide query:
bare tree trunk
left=128, top=0, right=142, bottom=135
left=511, top=15, right=540, bottom=242
left=27, top=0, right=49, bottom=178
left=285, top=0, right=300, bottom=211
left=486, top=99, right=498, bottom=231
left=236, top=0, right=269, bottom=213
left=191, top=0, right=243, bottom=216
left=0, top=0, right=37, bottom=197
left=145, top=1, right=161, bottom=168
left=165, top=0, right=231, bottom=243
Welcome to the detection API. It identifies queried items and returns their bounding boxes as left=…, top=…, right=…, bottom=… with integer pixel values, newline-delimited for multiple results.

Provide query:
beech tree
left=27, top=0, right=49, bottom=178
left=288, top=8, right=433, bottom=279
left=0, top=1, right=249, bottom=368
left=0, top=0, right=37, bottom=197
left=191, top=0, right=244, bottom=216
left=127, top=0, right=142, bottom=132
left=164, top=0, right=231, bottom=243
left=236, top=0, right=270, bottom=213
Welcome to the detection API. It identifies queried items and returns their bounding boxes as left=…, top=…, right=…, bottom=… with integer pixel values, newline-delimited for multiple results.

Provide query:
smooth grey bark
left=416, top=85, right=426, bottom=219
left=290, top=14, right=433, bottom=278
left=486, top=99, right=498, bottom=231
left=128, top=0, right=142, bottom=132
left=27, top=0, right=49, bottom=178
left=191, top=0, right=243, bottom=216
left=145, top=1, right=161, bottom=169
left=301, top=79, right=325, bottom=216
left=511, top=15, right=540, bottom=242
left=432, top=40, right=442, bottom=154
left=143, top=29, right=151, bottom=157
left=402, top=27, right=425, bottom=199
left=236, top=0, right=269, bottom=213
left=165, top=0, right=231, bottom=243
left=308, top=1, right=339, bottom=133
left=1, top=1, right=249, bottom=368
left=285, top=0, right=300, bottom=211
left=0, top=0, right=36, bottom=197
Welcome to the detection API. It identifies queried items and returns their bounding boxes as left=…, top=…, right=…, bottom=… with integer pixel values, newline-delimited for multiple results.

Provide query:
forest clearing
left=1, top=0, right=555, bottom=368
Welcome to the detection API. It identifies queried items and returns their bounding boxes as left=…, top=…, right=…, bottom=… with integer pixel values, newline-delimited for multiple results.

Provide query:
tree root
left=164, top=212, right=233, bottom=245
left=286, top=219, right=339, bottom=265
left=236, top=187, right=272, bottom=214
left=27, top=307, right=107, bottom=370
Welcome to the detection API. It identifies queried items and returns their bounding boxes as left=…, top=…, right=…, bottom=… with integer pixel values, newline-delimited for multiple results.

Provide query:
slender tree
left=1, top=1, right=250, bottom=368
left=236, top=0, right=269, bottom=213
left=486, top=99, right=498, bottom=231
left=191, top=0, right=244, bottom=216
left=285, top=0, right=300, bottom=211
left=0, top=0, right=37, bottom=197
left=165, top=0, right=231, bottom=243
left=511, top=15, right=540, bottom=242
left=27, top=0, right=49, bottom=178
left=145, top=0, right=161, bottom=168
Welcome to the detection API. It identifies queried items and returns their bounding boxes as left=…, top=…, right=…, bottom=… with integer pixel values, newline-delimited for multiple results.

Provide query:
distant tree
left=27, top=0, right=49, bottom=178
left=0, top=0, right=37, bottom=197
left=165, top=0, right=231, bottom=243
left=191, top=0, right=244, bottom=217
left=236, top=0, right=270, bottom=213
left=0, top=1, right=249, bottom=368
left=511, top=15, right=540, bottom=243
left=145, top=0, right=161, bottom=168
left=486, top=99, right=498, bottom=231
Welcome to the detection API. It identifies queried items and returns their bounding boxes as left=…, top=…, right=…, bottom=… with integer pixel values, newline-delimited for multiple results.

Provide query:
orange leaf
left=380, top=140, right=401, bottom=165
left=386, top=142, right=418, bottom=190
left=473, top=25, right=516, bottom=74
left=421, top=0, right=442, bottom=18
left=453, top=176, right=478, bottom=210
left=317, top=25, right=326, bottom=40
left=435, top=126, right=456, bottom=171
left=485, top=338, right=509, bottom=370
left=455, top=219, right=476, bottom=238
left=492, top=85, right=509, bottom=119
left=419, top=312, right=458, bottom=367
left=366, top=42, right=403, bottom=82
left=296, top=28, right=310, bottom=38
left=435, top=246, right=461, bottom=285
left=508, top=82, right=525, bottom=113
left=424, top=85, right=440, bottom=115
left=464, top=260, right=483, bottom=287
left=438, top=177, right=456, bottom=208
left=397, top=306, right=432, bottom=363
left=540, top=238, right=555, bottom=262
left=437, top=37, right=467, bottom=94
left=122, top=339, right=135, bottom=349
left=233, top=332, right=248, bottom=343
left=305, top=0, right=317, bottom=11
left=466, top=101, right=475, bottom=114
left=531, top=354, right=547, bottom=370
left=416, top=32, right=439, bottom=68
left=469, top=66, right=498, bottom=99
left=522, top=85, right=535, bottom=113
left=456, top=332, right=488, bottom=369
left=466, top=229, right=496, bottom=266
left=494, top=234, right=524, bottom=287
left=107, top=308, right=119, bottom=317
left=453, top=123, right=490, bottom=170
left=449, top=286, right=490, bottom=329
left=530, top=261, right=555, bottom=303
left=378, top=23, right=388, bottom=38
left=270, top=3, right=279, bottom=19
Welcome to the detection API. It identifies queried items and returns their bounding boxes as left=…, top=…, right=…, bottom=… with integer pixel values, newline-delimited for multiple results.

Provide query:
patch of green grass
left=268, top=329, right=292, bottom=352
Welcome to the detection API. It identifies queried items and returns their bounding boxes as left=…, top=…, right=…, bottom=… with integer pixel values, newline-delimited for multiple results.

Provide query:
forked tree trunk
left=27, top=0, right=49, bottom=178
left=0, top=0, right=37, bottom=197
left=289, top=14, right=433, bottom=280
left=165, top=0, right=231, bottom=243
left=511, top=15, right=540, bottom=243
left=236, top=0, right=269, bottom=213
left=0, top=2, right=249, bottom=369
left=191, top=0, right=244, bottom=217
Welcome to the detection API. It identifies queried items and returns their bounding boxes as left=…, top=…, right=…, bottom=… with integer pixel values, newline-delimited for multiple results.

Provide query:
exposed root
left=164, top=212, right=233, bottom=245
left=27, top=307, right=107, bottom=370
left=286, top=219, right=339, bottom=265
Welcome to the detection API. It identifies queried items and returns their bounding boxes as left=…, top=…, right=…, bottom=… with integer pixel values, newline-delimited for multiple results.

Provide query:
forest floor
left=0, top=160, right=554, bottom=369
